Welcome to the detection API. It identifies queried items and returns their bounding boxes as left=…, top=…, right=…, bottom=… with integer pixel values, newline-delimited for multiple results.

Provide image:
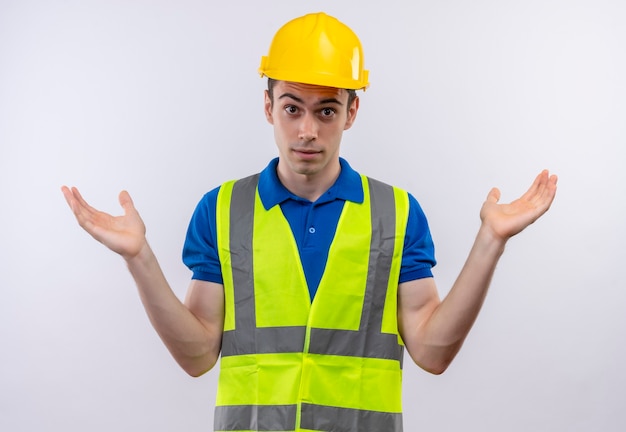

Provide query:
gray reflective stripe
left=300, top=403, right=402, bottom=432
left=222, top=174, right=301, bottom=357
left=215, top=403, right=401, bottom=432
left=308, top=178, right=403, bottom=363
left=222, top=174, right=308, bottom=357
left=229, top=173, right=258, bottom=333
left=308, top=328, right=402, bottom=361
left=214, top=404, right=297, bottom=431
left=222, top=175, right=402, bottom=362
left=222, top=326, right=306, bottom=356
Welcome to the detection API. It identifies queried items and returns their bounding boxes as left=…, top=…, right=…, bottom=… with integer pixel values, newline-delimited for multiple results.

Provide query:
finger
left=520, top=170, right=551, bottom=205
left=61, top=185, right=75, bottom=210
left=550, top=174, right=558, bottom=185
left=486, top=187, right=501, bottom=203
left=118, top=190, right=135, bottom=214
left=524, top=170, right=546, bottom=197
left=534, top=171, right=557, bottom=202
left=528, top=171, right=558, bottom=212
left=70, top=186, right=91, bottom=210
left=539, top=174, right=558, bottom=208
left=69, top=190, right=94, bottom=225
left=61, top=186, right=90, bottom=218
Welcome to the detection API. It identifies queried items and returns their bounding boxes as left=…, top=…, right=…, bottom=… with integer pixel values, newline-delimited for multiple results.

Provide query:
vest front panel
left=215, top=174, right=408, bottom=432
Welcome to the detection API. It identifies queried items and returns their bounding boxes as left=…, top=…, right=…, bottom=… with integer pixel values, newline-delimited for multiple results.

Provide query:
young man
left=62, top=12, right=557, bottom=432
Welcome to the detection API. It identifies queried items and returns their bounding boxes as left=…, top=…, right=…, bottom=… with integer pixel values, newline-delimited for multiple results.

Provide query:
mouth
left=292, top=148, right=322, bottom=160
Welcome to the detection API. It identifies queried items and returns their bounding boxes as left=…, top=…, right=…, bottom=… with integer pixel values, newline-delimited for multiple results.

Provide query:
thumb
left=118, top=190, right=135, bottom=213
left=486, top=187, right=501, bottom=204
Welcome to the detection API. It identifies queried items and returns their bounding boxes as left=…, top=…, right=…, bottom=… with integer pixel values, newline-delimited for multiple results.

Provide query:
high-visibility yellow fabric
left=217, top=180, right=236, bottom=332
left=215, top=174, right=409, bottom=431
left=253, top=197, right=310, bottom=327
left=218, top=353, right=304, bottom=406
left=308, top=189, right=371, bottom=331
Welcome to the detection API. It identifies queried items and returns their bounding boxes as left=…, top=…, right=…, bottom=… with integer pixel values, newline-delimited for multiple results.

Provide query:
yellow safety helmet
left=259, top=12, right=369, bottom=90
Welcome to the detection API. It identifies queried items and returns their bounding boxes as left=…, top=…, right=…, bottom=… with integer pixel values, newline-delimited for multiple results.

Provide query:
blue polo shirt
left=183, top=158, right=436, bottom=299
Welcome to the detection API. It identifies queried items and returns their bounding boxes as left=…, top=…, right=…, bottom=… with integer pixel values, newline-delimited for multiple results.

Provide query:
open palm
left=61, top=186, right=147, bottom=259
left=479, top=170, right=558, bottom=241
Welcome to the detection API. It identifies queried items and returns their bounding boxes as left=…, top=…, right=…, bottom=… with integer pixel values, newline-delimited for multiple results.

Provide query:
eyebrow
left=278, top=92, right=344, bottom=106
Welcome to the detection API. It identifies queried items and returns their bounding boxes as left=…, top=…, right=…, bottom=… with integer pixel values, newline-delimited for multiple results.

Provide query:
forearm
left=403, top=171, right=557, bottom=373
left=433, top=226, right=505, bottom=343
left=410, top=226, right=506, bottom=373
left=125, top=242, right=222, bottom=376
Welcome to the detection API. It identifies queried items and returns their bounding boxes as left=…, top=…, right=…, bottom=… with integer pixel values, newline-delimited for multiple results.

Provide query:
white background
left=1, top=1, right=625, bottom=431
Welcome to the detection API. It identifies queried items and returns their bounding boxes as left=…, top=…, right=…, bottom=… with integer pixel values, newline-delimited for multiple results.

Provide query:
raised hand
left=479, top=170, right=558, bottom=241
left=61, top=186, right=147, bottom=259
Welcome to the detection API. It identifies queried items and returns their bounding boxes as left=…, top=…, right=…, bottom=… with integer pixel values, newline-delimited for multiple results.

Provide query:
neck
left=276, top=160, right=341, bottom=202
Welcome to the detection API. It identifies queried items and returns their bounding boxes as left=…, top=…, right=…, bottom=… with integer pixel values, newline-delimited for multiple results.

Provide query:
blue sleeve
left=399, top=193, right=437, bottom=283
left=182, top=186, right=223, bottom=284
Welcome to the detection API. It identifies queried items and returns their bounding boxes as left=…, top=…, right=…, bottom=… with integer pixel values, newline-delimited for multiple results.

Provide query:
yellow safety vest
left=214, top=173, right=409, bottom=432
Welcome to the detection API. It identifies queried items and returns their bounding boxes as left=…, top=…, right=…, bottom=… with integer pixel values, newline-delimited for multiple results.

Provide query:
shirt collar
left=258, top=157, right=364, bottom=210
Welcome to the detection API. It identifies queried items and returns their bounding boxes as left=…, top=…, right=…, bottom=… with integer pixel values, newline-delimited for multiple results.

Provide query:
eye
left=284, top=105, right=299, bottom=115
left=320, top=107, right=336, bottom=117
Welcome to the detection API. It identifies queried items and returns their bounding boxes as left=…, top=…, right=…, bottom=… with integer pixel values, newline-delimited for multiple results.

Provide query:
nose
left=298, top=112, right=318, bottom=142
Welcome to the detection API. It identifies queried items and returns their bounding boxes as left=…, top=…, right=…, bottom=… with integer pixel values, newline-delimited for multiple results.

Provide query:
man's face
left=264, top=81, right=359, bottom=185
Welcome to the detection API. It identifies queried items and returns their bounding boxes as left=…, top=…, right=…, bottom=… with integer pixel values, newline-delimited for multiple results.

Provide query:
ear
left=343, top=96, right=359, bottom=131
left=264, top=90, right=274, bottom=125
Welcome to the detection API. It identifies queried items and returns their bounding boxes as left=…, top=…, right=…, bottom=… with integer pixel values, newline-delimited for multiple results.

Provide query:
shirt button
left=309, top=227, right=316, bottom=234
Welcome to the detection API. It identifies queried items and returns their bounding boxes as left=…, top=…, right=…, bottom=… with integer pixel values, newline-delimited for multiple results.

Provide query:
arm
left=61, top=186, right=224, bottom=376
left=398, top=170, right=557, bottom=374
